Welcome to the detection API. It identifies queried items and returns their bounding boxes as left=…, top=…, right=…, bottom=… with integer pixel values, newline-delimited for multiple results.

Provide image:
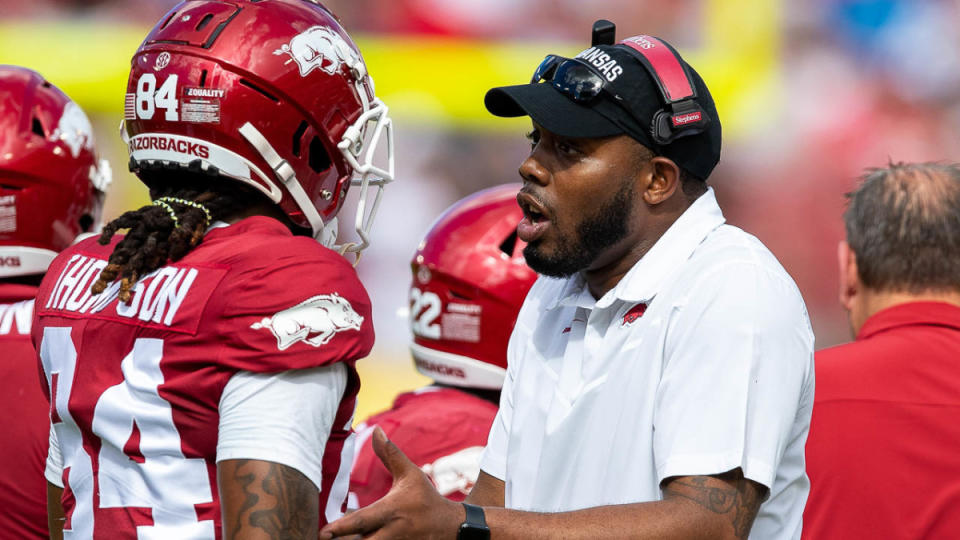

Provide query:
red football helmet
left=123, top=0, right=393, bottom=255
left=0, top=66, right=110, bottom=278
left=409, top=184, right=538, bottom=389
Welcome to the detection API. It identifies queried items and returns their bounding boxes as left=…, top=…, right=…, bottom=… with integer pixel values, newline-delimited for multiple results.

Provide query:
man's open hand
left=321, top=427, right=465, bottom=539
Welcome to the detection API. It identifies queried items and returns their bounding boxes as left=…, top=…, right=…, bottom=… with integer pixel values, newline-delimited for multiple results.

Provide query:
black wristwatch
left=457, top=503, right=490, bottom=540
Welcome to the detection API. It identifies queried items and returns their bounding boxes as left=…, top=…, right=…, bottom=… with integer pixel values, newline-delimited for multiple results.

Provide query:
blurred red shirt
left=0, top=283, right=49, bottom=539
left=349, top=386, right=498, bottom=508
left=804, top=302, right=960, bottom=539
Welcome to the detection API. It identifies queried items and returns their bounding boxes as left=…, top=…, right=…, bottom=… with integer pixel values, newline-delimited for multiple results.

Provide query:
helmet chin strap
left=238, top=122, right=339, bottom=250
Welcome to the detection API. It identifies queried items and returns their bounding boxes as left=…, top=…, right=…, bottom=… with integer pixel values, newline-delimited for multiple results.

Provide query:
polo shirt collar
left=551, top=274, right=597, bottom=310
left=857, top=301, right=960, bottom=340
left=546, top=188, right=726, bottom=311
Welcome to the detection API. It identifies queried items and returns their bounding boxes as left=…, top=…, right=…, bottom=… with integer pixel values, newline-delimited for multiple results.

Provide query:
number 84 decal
left=127, top=73, right=180, bottom=121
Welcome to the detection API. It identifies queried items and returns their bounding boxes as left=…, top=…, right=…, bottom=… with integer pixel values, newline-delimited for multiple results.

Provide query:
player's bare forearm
left=480, top=469, right=766, bottom=540
left=464, top=471, right=505, bottom=507
left=47, top=481, right=64, bottom=540
left=218, top=459, right=318, bottom=540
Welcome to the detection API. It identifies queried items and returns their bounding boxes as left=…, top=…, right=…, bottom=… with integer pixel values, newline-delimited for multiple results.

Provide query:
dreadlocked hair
left=91, top=171, right=270, bottom=303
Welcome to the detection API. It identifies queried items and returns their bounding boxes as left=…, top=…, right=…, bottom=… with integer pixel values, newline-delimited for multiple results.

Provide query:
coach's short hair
left=845, top=161, right=960, bottom=293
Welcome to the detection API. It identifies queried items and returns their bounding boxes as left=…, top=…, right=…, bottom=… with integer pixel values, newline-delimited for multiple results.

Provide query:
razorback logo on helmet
left=51, top=102, right=95, bottom=158
left=251, top=293, right=363, bottom=350
left=274, top=25, right=363, bottom=77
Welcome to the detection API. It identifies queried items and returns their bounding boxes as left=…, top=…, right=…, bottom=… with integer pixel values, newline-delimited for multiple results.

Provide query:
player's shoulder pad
left=209, top=233, right=373, bottom=372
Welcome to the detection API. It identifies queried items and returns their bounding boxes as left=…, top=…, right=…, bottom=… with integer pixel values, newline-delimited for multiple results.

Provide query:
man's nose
left=519, top=154, right=548, bottom=186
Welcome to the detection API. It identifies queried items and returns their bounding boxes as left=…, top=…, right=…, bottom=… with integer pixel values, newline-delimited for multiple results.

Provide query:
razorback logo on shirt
left=622, top=303, right=647, bottom=326
left=38, top=253, right=226, bottom=333
left=251, top=293, right=363, bottom=350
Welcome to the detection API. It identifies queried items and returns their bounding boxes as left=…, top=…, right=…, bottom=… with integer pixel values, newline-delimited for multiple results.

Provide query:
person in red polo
left=804, top=161, right=960, bottom=539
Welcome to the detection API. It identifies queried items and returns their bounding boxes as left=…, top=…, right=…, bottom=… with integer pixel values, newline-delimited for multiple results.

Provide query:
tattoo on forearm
left=232, top=467, right=259, bottom=536
left=229, top=460, right=318, bottom=540
left=664, top=470, right=766, bottom=539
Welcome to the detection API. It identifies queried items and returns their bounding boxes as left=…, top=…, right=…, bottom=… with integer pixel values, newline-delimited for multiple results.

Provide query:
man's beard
left=523, top=179, right=634, bottom=278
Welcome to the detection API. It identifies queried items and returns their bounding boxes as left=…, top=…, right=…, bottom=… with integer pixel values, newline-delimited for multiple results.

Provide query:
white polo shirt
left=480, top=188, right=815, bottom=539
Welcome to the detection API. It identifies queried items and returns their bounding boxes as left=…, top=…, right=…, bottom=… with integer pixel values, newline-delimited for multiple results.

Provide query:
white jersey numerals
left=41, top=327, right=215, bottom=540
left=409, top=288, right=441, bottom=339
left=135, top=74, right=179, bottom=121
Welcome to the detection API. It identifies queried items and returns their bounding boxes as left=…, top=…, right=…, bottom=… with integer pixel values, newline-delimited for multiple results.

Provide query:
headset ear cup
left=650, top=109, right=674, bottom=145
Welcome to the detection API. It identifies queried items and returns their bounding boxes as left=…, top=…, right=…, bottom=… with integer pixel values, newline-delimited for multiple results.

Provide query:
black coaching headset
left=592, top=20, right=711, bottom=145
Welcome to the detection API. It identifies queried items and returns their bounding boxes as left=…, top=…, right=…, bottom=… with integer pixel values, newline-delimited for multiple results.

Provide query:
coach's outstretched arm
left=320, top=428, right=766, bottom=540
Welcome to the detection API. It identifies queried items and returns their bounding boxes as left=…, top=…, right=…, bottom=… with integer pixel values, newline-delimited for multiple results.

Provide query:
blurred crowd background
left=3, top=0, right=960, bottom=418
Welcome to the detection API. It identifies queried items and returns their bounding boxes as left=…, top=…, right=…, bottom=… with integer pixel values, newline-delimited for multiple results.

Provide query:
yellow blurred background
left=4, top=0, right=960, bottom=420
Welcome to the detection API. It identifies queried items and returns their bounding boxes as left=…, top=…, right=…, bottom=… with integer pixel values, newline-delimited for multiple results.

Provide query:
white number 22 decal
left=41, top=327, right=214, bottom=539
left=409, top=288, right=442, bottom=340
left=135, top=73, right=179, bottom=121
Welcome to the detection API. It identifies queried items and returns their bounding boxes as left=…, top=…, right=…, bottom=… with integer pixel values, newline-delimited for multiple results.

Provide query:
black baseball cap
left=485, top=36, right=722, bottom=181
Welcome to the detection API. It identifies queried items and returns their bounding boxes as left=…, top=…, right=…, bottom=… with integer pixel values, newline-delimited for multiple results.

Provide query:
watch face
left=458, top=523, right=491, bottom=540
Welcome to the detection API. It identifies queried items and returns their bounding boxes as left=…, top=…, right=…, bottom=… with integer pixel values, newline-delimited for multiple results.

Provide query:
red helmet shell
left=124, top=0, right=386, bottom=237
left=0, top=66, right=108, bottom=277
left=409, top=184, right=538, bottom=389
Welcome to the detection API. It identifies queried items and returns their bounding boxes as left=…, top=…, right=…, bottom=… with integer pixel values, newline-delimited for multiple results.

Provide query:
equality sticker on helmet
left=51, top=102, right=95, bottom=158
left=180, top=87, right=224, bottom=124
left=441, top=303, right=481, bottom=343
left=274, top=25, right=363, bottom=77
left=251, top=293, right=364, bottom=351
left=0, top=195, right=15, bottom=233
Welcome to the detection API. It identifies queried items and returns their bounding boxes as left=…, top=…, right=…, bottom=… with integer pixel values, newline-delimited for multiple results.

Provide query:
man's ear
left=838, top=240, right=860, bottom=312
left=643, top=156, right=681, bottom=205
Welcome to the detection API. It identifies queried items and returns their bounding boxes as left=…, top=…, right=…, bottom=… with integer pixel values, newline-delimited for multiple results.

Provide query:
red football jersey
left=349, top=386, right=498, bottom=508
left=32, top=216, right=373, bottom=539
left=0, top=284, right=49, bottom=539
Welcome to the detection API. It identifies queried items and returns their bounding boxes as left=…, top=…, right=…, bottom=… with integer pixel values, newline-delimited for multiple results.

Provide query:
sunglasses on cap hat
left=530, top=54, right=624, bottom=104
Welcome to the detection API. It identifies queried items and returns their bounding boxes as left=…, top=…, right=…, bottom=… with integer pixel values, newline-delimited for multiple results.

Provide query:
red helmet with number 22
left=124, top=0, right=393, bottom=254
left=0, top=66, right=110, bottom=278
left=409, top=185, right=538, bottom=390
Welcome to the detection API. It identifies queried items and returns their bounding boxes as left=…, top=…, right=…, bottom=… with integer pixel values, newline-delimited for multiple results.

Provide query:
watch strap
left=458, top=503, right=490, bottom=540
